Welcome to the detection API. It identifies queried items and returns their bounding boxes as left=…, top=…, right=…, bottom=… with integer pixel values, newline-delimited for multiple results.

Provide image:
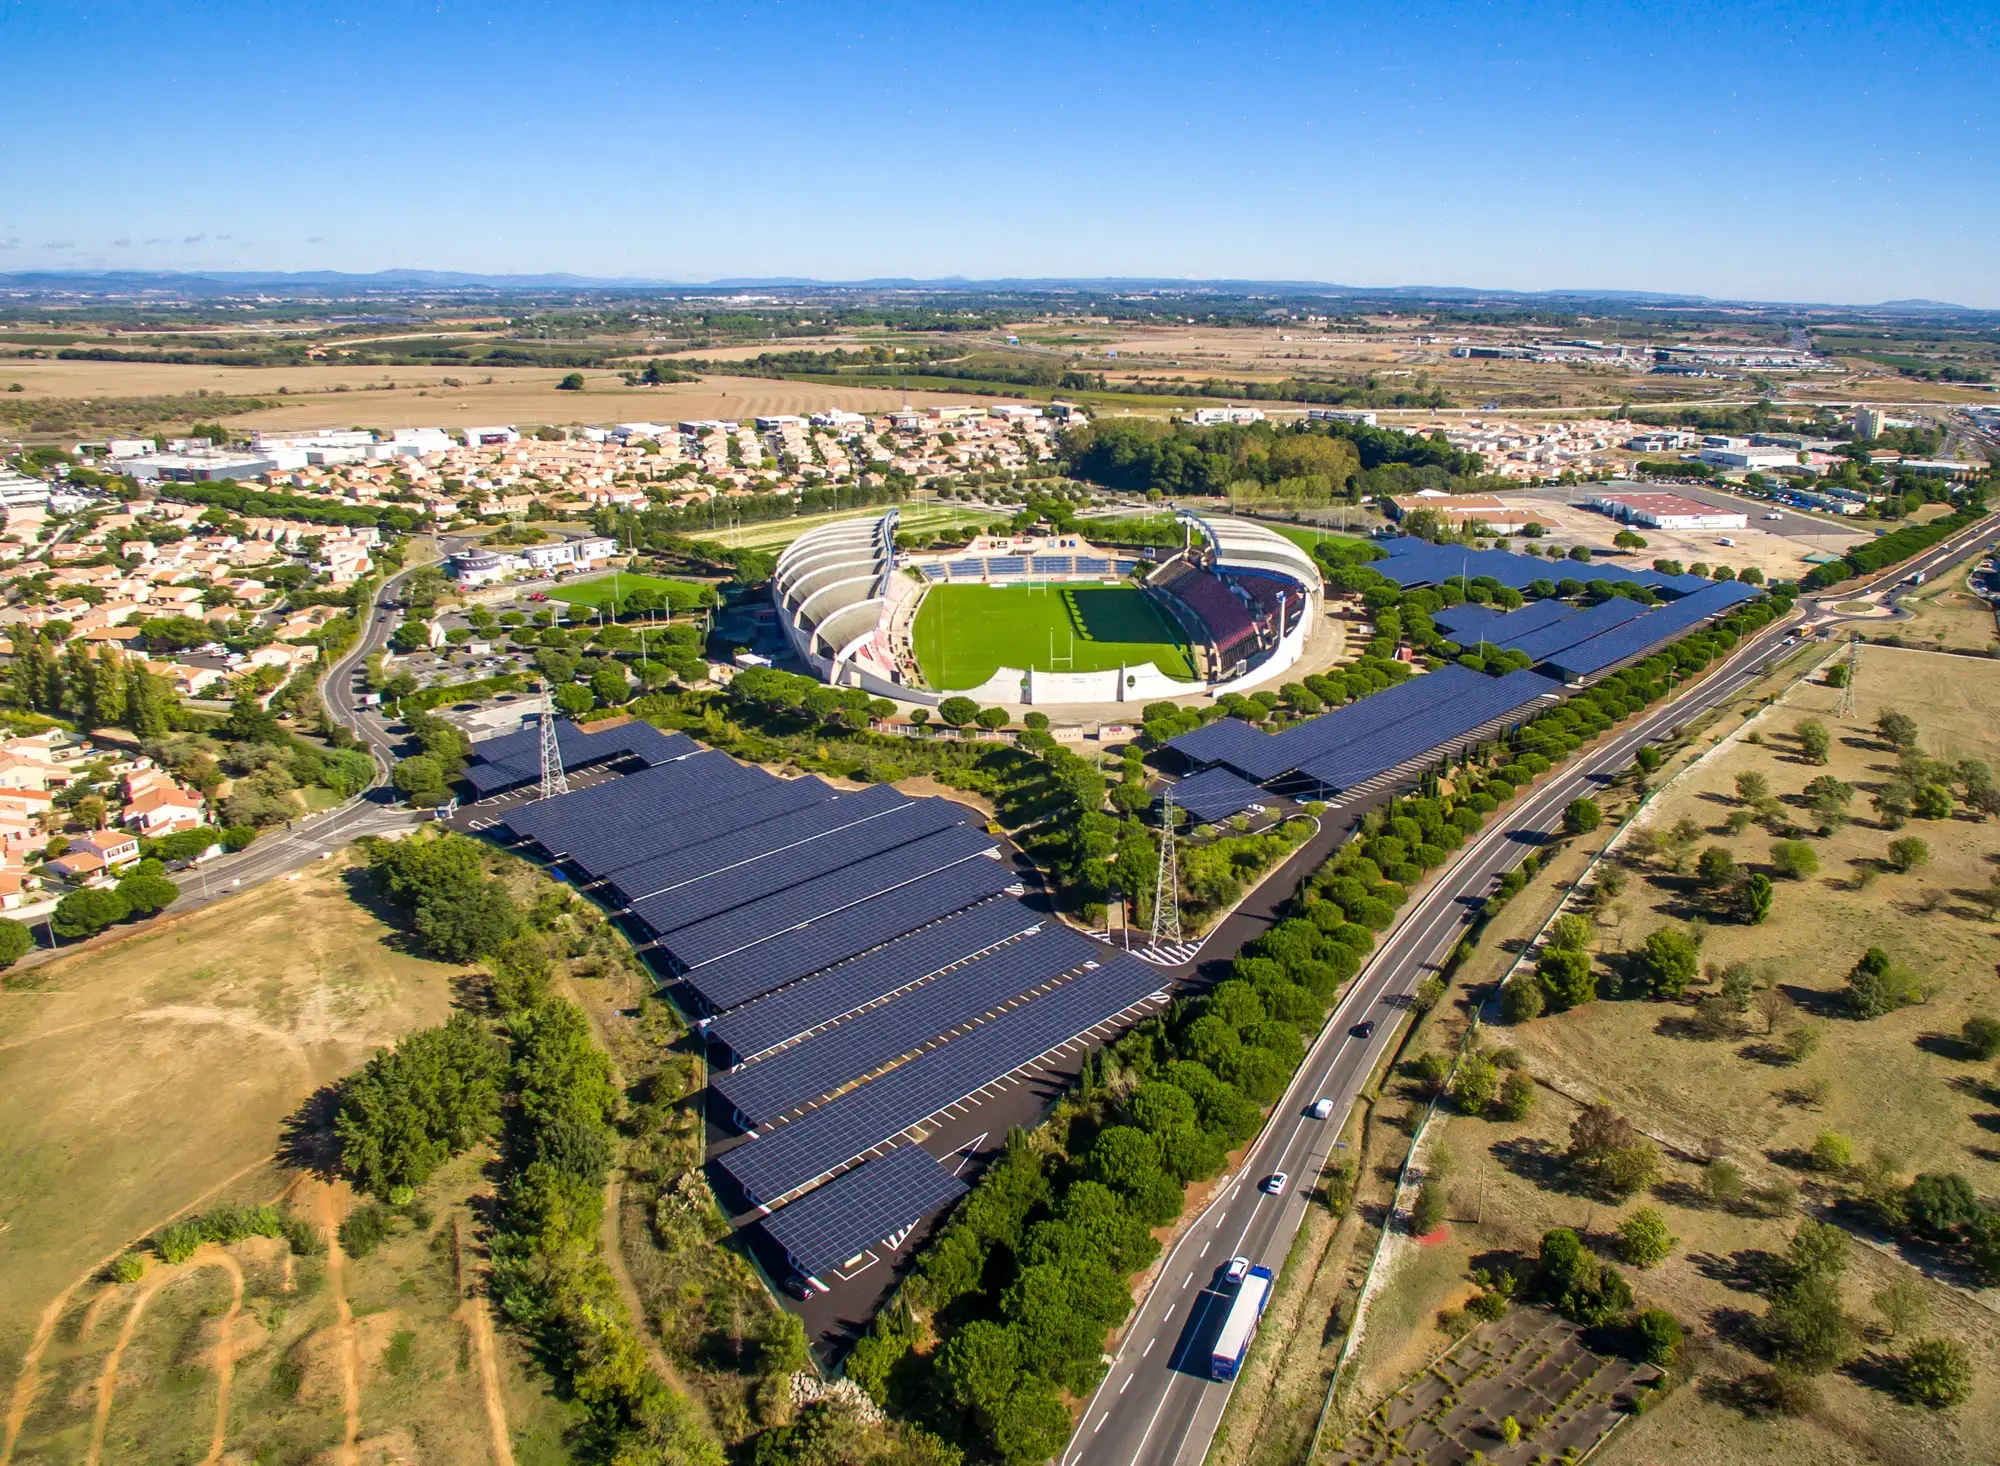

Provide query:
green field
left=1260, top=521, right=1375, bottom=556
left=912, top=583, right=1198, bottom=690
left=551, top=572, right=708, bottom=611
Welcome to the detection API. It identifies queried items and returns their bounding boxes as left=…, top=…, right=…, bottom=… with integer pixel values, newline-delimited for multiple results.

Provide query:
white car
left=1225, top=1255, right=1251, bottom=1284
left=1765, top=512, right=1784, bottom=520
left=1263, top=1172, right=1289, bottom=1195
left=1310, top=1098, right=1335, bottom=1120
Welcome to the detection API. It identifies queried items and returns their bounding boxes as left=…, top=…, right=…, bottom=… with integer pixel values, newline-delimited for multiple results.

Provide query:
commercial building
left=1188, top=406, right=1266, bottom=426
left=1307, top=408, right=1378, bottom=426
left=1384, top=492, right=1545, bottom=533
left=1697, top=439, right=1797, bottom=472
left=1854, top=406, right=1885, bottom=440
left=1584, top=490, right=1747, bottom=531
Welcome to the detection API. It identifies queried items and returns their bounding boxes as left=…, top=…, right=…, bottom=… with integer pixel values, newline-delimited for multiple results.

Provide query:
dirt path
left=462, top=1294, right=516, bottom=1466
left=597, top=1176, right=703, bottom=1417
left=316, top=1182, right=362, bottom=1466
left=83, top=1263, right=184, bottom=1466
left=199, top=1251, right=246, bottom=1466
left=1, top=1152, right=278, bottom=1466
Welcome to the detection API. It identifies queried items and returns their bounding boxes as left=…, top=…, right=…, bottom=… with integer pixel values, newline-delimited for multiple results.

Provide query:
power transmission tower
left=1151, top=787, right=1183, bottom=948
left=1837, top=633, right=1860, bottom=720
left=538, top=690, right=570, bottom=800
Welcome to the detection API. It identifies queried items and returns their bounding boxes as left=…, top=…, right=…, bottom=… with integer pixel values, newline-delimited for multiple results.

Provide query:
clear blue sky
left=4, top=0, right=1995, bottom=305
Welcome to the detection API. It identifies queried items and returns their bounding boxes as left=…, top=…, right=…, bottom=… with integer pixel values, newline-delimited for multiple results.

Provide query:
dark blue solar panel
left=1498, top=596, right=1651, bottom=659
left=612, top=796, right=970, bottom=929
left=464, top=721, right=694, bottom=794
left=502, top=752, right=784, bottom=851
left=1369, top=539, right=1689, bottom=595
left=680, top=857, right=1021, bottom=1013
left=759, top=1145, right=967, bottom=1280
left=1165, top=767, right=1269, bottom=824
left=559, top=771, right=835, bottom=881
left=1450, top=597, right=1579, bottom=648
left=713, top=922, right=1103, bottom=1125
left=511, top=756, right=783, bottom=873
left=657, top=826, right=1001, bottom=968
left=718, top=952, right=1165, bottom=1204
left=1431, top=603, right=1501, bottom=637
left=1164, top=716, right=1273, bottom=771
left=1544, top=581, right=1763, bottom=679
left=1296, top=669, right=1560, bottom=792
left=708, top=898, right=1043, bottom=1060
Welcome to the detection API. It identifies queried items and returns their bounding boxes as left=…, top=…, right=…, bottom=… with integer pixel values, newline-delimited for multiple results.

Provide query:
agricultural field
left=910, top=582, right=1197, bottom=689
left=0, top=859, right=459, bottom=1407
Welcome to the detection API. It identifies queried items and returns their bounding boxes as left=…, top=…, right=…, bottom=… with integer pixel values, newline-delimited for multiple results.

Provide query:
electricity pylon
left=1837, top=633, right=1860, bottom=720
left=1151, top=786, right=1183, bottom=948
left=539, top=689, right=569, bottom=800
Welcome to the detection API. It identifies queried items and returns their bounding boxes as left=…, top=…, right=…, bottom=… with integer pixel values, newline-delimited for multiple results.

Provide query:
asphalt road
left=1076, top=509, right=2000, bottom=1466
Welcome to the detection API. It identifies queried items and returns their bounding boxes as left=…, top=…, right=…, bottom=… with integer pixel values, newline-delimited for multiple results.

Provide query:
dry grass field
left=1517, top=644, right=2000, bottom=1192
left=1869, top=558, right=2000, bottom=657
left=0, top=858, right=457, bottom=1386
left=0, top=357, right=970, bottom=436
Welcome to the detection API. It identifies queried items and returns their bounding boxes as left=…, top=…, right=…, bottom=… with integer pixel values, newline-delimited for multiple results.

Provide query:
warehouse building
left=1583, top=490, right=1747, bottom=531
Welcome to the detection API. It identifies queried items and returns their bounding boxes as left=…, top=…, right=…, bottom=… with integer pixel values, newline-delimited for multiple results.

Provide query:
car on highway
left=1765, top=512, right=1784, bottom=520
left=1349, top=1019, right=1377, bottom=1040
left=1263, top=1172, right=1289, bottom=1195
left=1310, top=1097, right=1335, bottom=1120
left=1225, top=1255, right=1251, bottom=1284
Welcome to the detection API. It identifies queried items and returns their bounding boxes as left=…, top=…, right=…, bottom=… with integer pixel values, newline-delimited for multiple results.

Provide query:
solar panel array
left=464, top=720, right=696, bottom=795
left=1543, top=579, right=1763, bottom=680
left=1169, top=664, right=1489, bottom=782
left=680, top=856, right=1020, bottom=1013
left=601, top=782, right=912, bottom=904
left=562, top=771, right=835, bottom=882
left=1295, top=669, right=1560, bottom=792
left=707, top=898, right=1042, bottom=1062
left=713, top=922, right=1105, bottom=1126
left=719, top=952, right=1165, bottom=1205
left=1166, top=766, right=1269, bottom=824
left=615, top=795, right=970, bottom=929
left=1496, top=596, right=1652, bottom=660
left=1440, top=596, right=1579, bottom=647
left=503, top=753, right=801, bottom=863
left=759, top=1145, right=968, bottom=1281
left=1370, top=538, right=1714, bottom=597
left=1430, top=603, right=1501, bottom=637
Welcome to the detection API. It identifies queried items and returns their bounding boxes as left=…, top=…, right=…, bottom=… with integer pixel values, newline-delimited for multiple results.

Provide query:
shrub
left=1617, top=1207, right=1677, bottom=1268
left=1769, top=840, right=1819, bottom=879
left=1811, top=1131, right=1855, bottom=1174
left=109, top=1252, right=146, bottom=1283
left=1897, top=1337, right=1973, bottom=1409
left=1632, top=1307, right=1685, bottom=1366
left=1703, top=1157, right=1745, bottom=1208
left=1766, top=1272, right=1856, bottom=1374
left=1562, top=797, right=1602, bottom=836
left=1412, top=1178, right=1449, bottom=1234
left=1904, top=1172, right=1981, bottom=1239
left=152, top=1221, right=204, bottom=1264
left=1843, top=946, right=1927, bottom=1019
left=1886, top=836, right=1930, bottom=872
left=1497, top=1069, right=1537, bottom=1121
left=1963, top=1016, right=2000, bottom=1060
left=1501, top=978, right=1545, bottom=1024
left=1796, top=719, right=1830, bottom=764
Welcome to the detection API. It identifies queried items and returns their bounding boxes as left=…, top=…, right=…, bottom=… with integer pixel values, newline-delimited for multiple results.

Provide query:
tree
left=1735, top=771, right=1770, bottom=803
left=392, top=754, right=450, bottom=807
left=1737, top=871, right=1774, bottom=924
left=1886, top=835, right=1930, bottom=872
left=1810, top=1130, right=1855, bottom=1174
left=1534, top=1227, right=1633, bottom=1326
left=1497, top=1068, right=1537, bottom=1121
left=937, top=695, right=980, bottom=727
left=1563, top=797, right=1602, bottom=836
left=556, top=372, right=585, bottom=391
left=335, top=1013, right=506, bottom=1197
left=52, top=887, right=128, bottom=939
left=0, top=919, right=32, bottom=968
left=1766, top=1272, right=1856, bottom=1374
left=1962, top=1016, right=2000, bottom=1060
left=1617, top=1207, right=1677, bottom=1268
left=992, top=1375, right=1073, bottom=1465
left=1411, top=1177, right=1449, bottom=1233
left=553, top=683, right=594, bottom=718
left=1500, top=977, right=1545, bottom=1024
left=1697, top=845, right=1736, bottom=888
left=1567, top=1103, right=1658, bottom=1198
left=1537, top=946, right=1596, bottom=1009
left=1704, top=1157, right=1745, bottom=1209
left=1796, top=719, right=1830, bottom=764
left=1904, top=1172, right=1981, bottom=1239
left=588, top=662, right=630, bottom=706
left=115, top=864, right=179, bottom=916
left=938, top=1318, right=1019, bottom=1419
left=1638, top=925, right=1701, bottom=999
left=1898, top=1337, right=1973, bottom=1410
left=1844, top=946, right=1926, bottom=1019
left=1912, top=783, right=1953, bottom=820
left=1770, top=840, right=1819, bottom=880
left=1452, top=1053, right=1500, bottom=1116
left=1633, top=1308, right=1685, bottom=1367
left=1872, top=1278, right=1931, bottom=1339
left=1411, top=975, right=1447, bottom=1013
left=1876, top=711, right=1920, bottom=752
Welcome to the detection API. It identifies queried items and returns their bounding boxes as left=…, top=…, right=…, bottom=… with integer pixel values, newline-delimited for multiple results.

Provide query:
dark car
left=1349, top=1019, right=1377, bottom=1039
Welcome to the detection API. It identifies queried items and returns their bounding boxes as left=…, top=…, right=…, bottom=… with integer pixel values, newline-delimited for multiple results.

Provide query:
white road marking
left=1182, top=1271, right=1193, bottom=1288
left=1143, top=1336, right=1156, bottom=1357
left=1094, top=1413, right=1108, bottom=1434
left=1198, top=1240, right=1209, bottom=1258
left=1163, top=1304, right=1175, bottom=1323
left=1120, top=1374, right=1133, bottom=1394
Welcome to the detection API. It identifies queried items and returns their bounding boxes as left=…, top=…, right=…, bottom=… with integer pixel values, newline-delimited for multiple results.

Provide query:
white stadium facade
left=771, top=509, right=1322, bottom=708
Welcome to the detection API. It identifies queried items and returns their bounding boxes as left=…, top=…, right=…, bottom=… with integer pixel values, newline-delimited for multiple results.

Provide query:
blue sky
left=3, top=0, right=1995, bottom=304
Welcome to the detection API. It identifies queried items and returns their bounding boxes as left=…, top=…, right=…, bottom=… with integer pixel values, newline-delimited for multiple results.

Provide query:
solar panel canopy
left=758, top=1145, right=967, bottom=1280
left=464, top=720, right=693, bottom=795
left=1165, top=767, right=1269, bottom=824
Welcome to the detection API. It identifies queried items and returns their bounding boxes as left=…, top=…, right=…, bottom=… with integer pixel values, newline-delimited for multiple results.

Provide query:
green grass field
left=1260, top=522, right=1375, bottom=556
left=912, top=583, right=1197, bottom=690
left=551, top=572, right=707, bottom=610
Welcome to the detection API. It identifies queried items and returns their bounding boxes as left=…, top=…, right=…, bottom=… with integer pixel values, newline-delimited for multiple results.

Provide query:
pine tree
left=89, top=648, right=128, bottom=728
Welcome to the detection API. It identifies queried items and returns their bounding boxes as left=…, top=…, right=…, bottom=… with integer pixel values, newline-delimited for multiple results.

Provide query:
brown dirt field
left=0, top=357, right=985, bottom=433
left=1513, top=644, right=2000, bottom=1195
left=0, top=857, right=459, bottom=1383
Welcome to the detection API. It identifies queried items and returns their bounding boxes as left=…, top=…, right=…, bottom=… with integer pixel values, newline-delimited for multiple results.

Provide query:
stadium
left=770, top=509, right=1322, bottom=707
